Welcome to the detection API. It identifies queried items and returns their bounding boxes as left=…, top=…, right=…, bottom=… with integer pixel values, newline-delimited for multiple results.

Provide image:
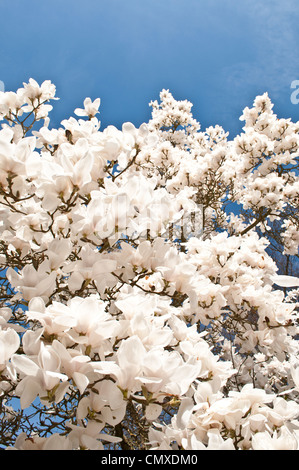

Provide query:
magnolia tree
left=0, top=79, right=299, bottom=450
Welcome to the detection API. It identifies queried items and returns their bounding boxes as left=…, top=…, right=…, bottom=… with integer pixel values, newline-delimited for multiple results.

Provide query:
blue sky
left=0, top=0, right=299, bottom=136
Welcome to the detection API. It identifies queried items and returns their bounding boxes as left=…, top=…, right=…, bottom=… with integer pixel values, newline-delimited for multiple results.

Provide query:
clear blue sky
left=0, top=0, right=299, bottom=136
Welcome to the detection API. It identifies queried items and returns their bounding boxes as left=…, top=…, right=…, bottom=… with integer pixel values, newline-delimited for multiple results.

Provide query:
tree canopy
left=0, top=80, right=299, bottom=450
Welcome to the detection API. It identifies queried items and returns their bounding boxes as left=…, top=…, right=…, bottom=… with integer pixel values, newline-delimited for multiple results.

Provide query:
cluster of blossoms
left=0, top=80, right=299, bottom=450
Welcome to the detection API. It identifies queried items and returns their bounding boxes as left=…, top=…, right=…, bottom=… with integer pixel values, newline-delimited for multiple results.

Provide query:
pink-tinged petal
left=92, top=259, right=117, bottom=276
left=6, top=267, right=21, bottom=286
left=15, top=376, right=41, bottom=409
left=38, top=343, right=60, bottom=371
left=36, top=270, right=57, bottom=297
left=12, top=355, right=39, bottom=376
left=43, top=434, right=72, bottom=450
left=83, top=98, right=92, bottom=108
left=42, top=370, right=68, bottom=390
left=54, top=381, right=70, bottom=403
left=73, top=371, right=89, bottom=395
left=145, top=403, right=162, bottom=421
left=92, top=362, right=121, bottom=382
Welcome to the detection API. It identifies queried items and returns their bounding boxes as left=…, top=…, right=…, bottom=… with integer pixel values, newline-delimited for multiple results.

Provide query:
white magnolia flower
left=76, top=379, right=126, bottom=426
left=67, top=420, right=121, bottom=450
left=74, top=97, right=101, bottom=118
left=6, top=263, right=57, bottom=302
left=64, top=296, right=122, bottom=349
left=183, top=428, right=235, bottom=450
left=252, top=426, right=299, bottom=450
left=12, top=342, right=69, bottom=408
left=51, top=340, right=92, bottom=394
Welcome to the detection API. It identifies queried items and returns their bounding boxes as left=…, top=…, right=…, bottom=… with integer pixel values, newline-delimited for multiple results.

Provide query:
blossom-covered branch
left=0, top=81, right=299, bottom=450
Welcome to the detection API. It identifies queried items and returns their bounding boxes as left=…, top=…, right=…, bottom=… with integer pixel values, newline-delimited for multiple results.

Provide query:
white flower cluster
left=0, top=80, right=299, bottom=450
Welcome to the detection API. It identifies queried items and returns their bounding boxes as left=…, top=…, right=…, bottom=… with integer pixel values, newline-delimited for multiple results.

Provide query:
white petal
left=54, top=381, right=70, bottom=403
left=74, top=108, right=87, bottom=117
left=93, top=361, right=120, bottom=377
left=119, top=336, right=146, bottom=367
left=0, top=328, right=20, bottom=362
left=73, top=371, right=89, bottom=395
left=28, top=296, right=46, bottom=313
left=16, top=377, right=41, bottom=409
left=92, top=259, right=117, bottom=276
left=43, top=434, right=72, bottom=450
left=12, top=355, right=39, bottom=376
left=145, top=403, right=162, bottom=421
left=271, top=275, right=299, bottom=287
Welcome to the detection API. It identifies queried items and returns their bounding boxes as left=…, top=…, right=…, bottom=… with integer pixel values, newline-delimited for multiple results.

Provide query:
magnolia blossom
left=252, top=426, right=299, bottom=450
left=11, top=342, right=69, bottom=408
left=74, top=97, right=101, bottom=119
left=7, top=263, right=57, bottom=302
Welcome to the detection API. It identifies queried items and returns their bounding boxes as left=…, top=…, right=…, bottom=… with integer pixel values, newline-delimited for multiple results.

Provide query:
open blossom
left=6, top=263, right=57, bottom=302
left=51, top=340, right=94, bottom=394
left=62, top=296, right=122, bottom=350
left=153, top=384, right=299, bottom=450
left=11, top=341, right=69, bottom=408
left=74, top=97, right=101, bottom=119
left=0, top=79, right=57, bottom=124
left=95, top=335, right=204, bottom=398
left=252, top=426, right=299, bottom=450
left=76, top=379, right=126, bottom=425
left=21, top=78, right=57, bottom=103
left=67, top=420, right=122, bottom=450
left=26, top=295, right=122, bottom=353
